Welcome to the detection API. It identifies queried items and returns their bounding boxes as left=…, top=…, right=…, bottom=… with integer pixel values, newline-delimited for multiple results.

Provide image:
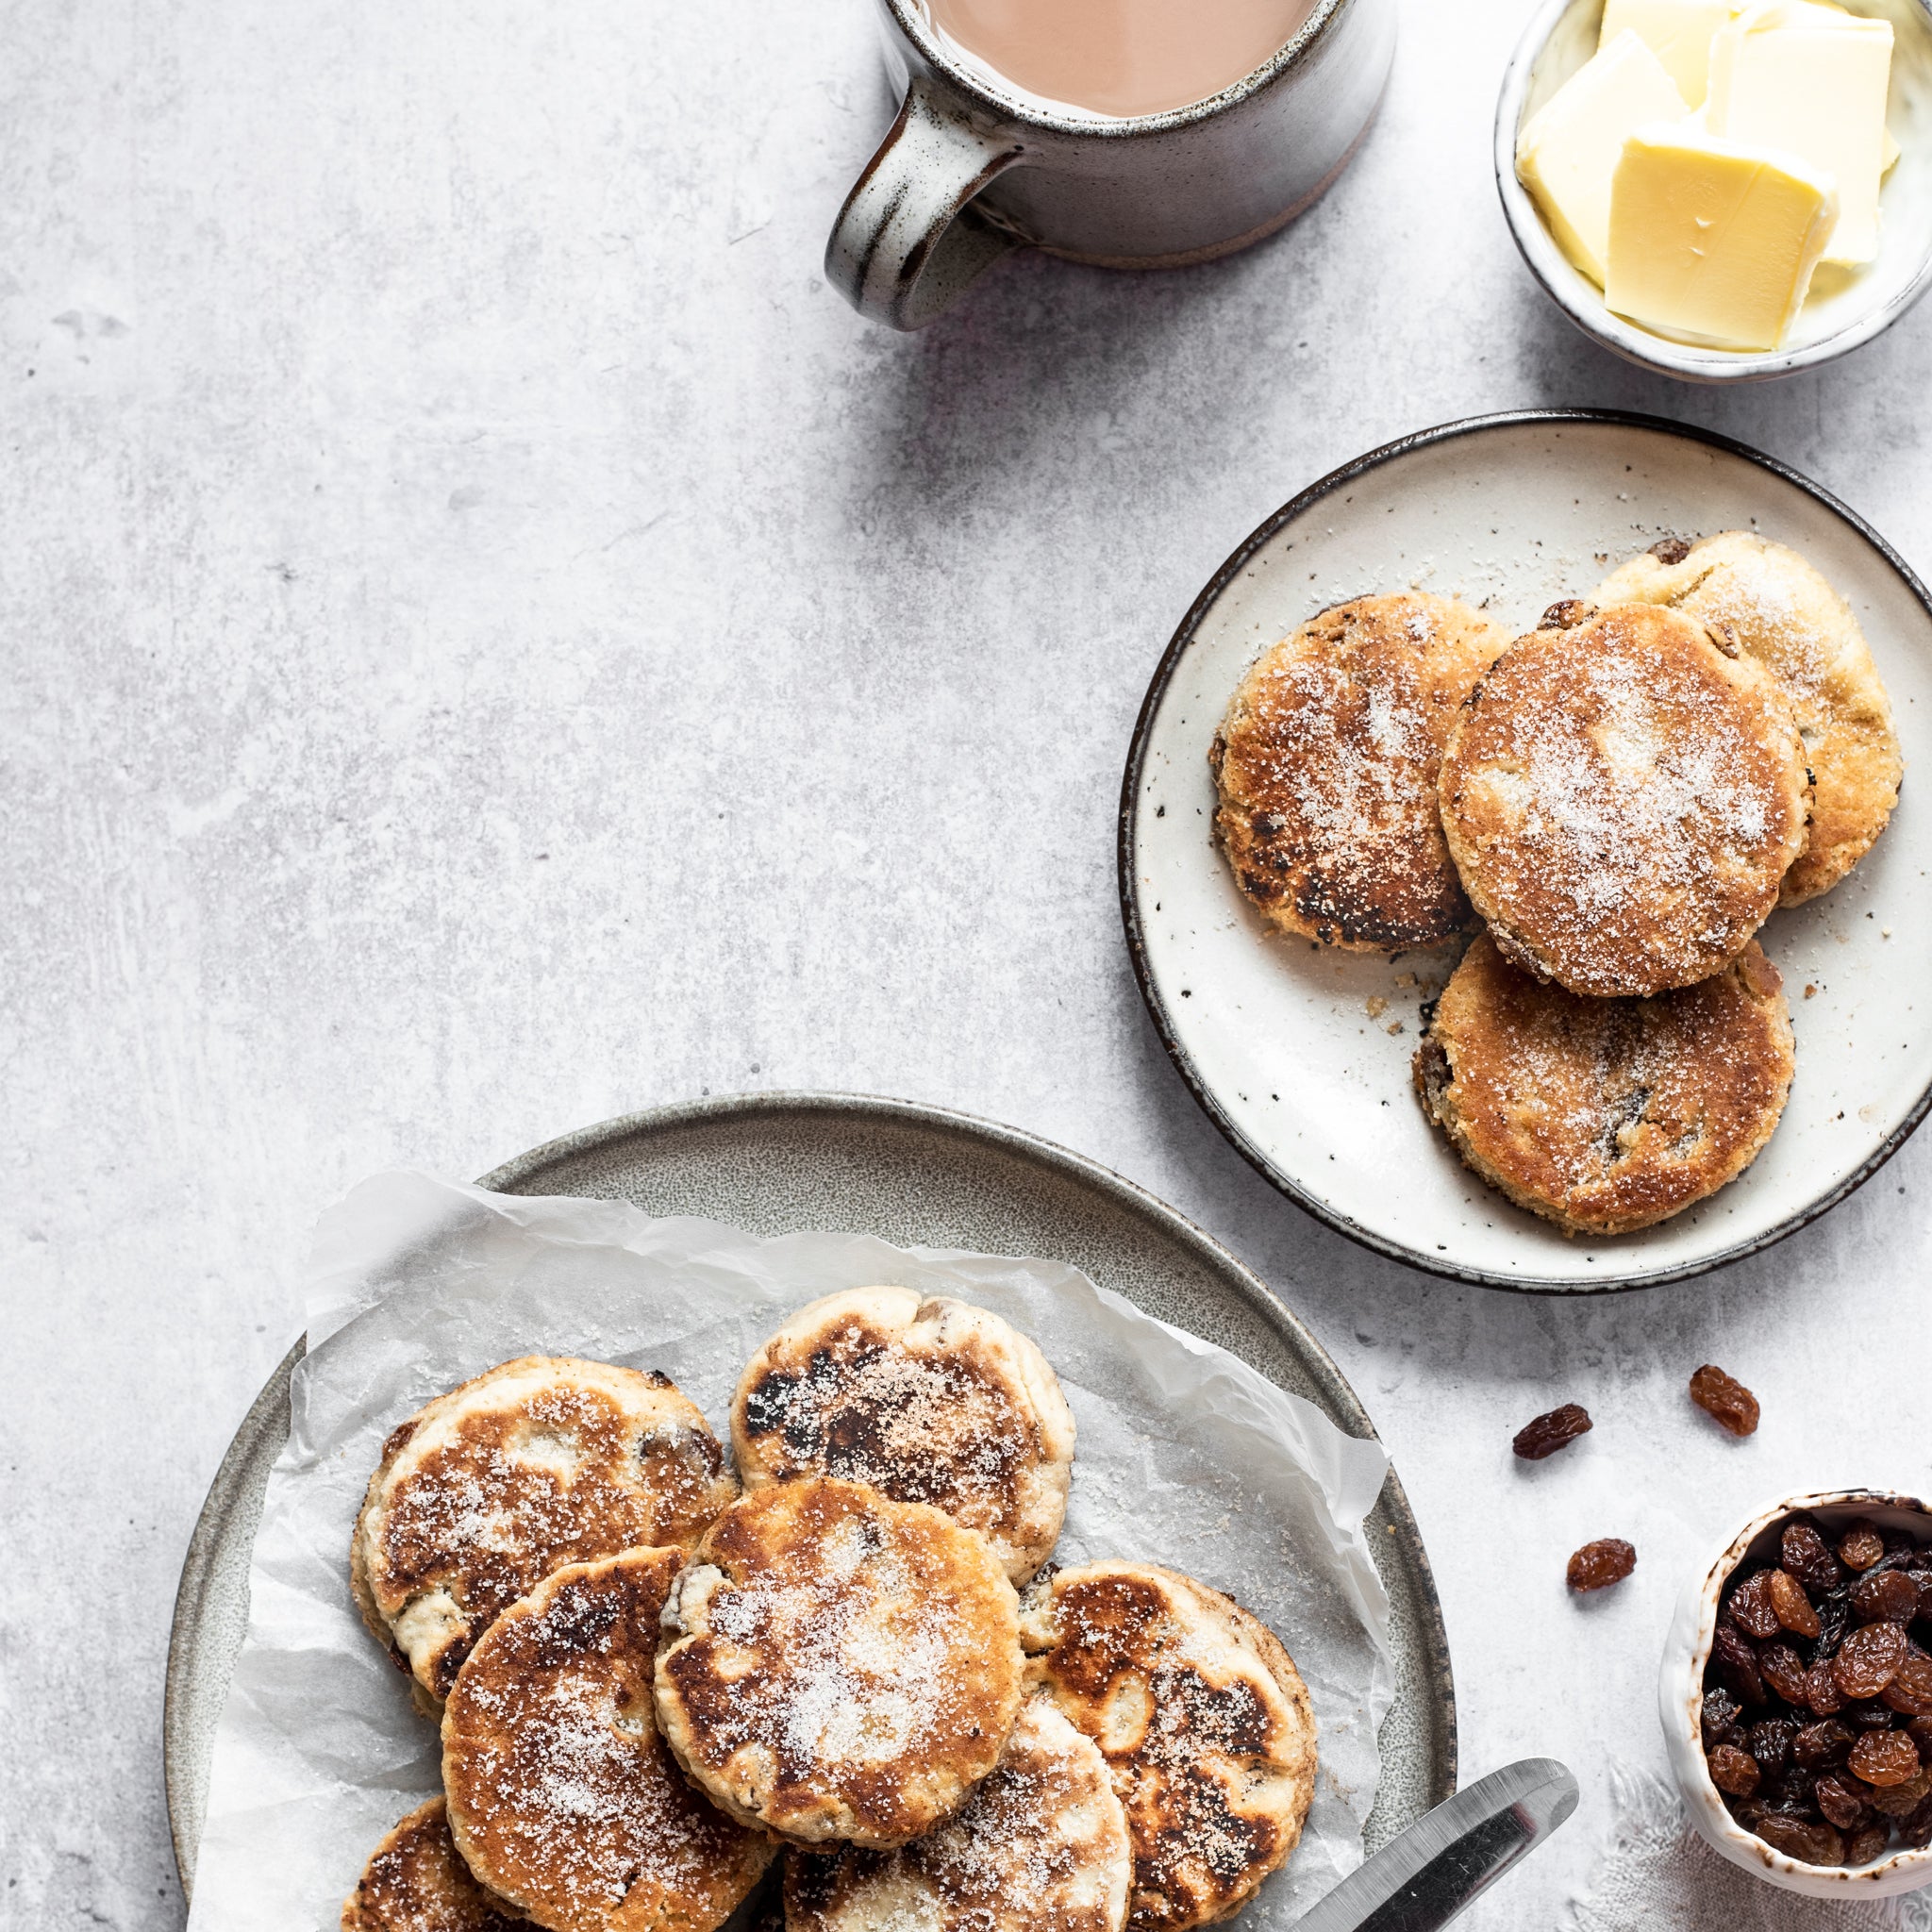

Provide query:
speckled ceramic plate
left=164, top=1091, right=1456, bottom=1898
left=1121, top=411, right=1932, bottom=1292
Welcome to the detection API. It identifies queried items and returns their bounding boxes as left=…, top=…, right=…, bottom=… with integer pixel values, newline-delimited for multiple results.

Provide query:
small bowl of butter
left=1496, top=0, right=1932, bottom=379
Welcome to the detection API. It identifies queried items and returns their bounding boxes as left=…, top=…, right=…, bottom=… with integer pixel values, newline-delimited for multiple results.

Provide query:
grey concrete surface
left=4, top=0, right=1931, bottom=1924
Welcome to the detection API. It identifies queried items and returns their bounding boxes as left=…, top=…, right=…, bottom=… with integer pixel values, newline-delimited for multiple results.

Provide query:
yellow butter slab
left=1605, top=122, right=1838, bottom=349
left=1598, top=0, right=1743, bottom=107
left=1519, top=31, right=1691, bottom=285
left=1707, top=3, right=1892, bottom=263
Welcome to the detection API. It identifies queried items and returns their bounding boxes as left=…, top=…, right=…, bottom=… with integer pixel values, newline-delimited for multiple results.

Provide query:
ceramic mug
left=825, top=0, right=1398, bottom=329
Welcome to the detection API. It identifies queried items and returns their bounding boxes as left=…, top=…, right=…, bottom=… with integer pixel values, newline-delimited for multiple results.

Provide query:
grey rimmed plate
left=1120, top=410, right=1932, bottom=1293
left=164, top=1091, right=1456, bottom=1898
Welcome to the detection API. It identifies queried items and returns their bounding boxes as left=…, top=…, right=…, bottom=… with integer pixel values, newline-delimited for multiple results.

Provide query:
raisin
left=1841, top=1523, right=1887, bottom=1571
left=1848, top=1824, right=1891, bottom=1865
left=1755, top=1814, right=1844, bottom=1865
left=1649, top=537, right=1693, bottom=565
left=1815, top=1772, right=1873, bottom=1830
left=1749, top=1718, right=1798, bottom=1777
left=1728, top=1570, right=1783, bottom=1640
left=1837, top=1623, right=1908, bottom=1699
left=1760, top=1642, right=1811, bottom=1706
left=1783, top=1522, right=1844, bottom=1595
left=1848, top=1730, right=1922, bottom=1787
left=1845, top=1700, right=1899, bottom=1730
left=1768, top=1568, right=1823, bottom=1639
left=1568, top=1538, right=1636, bottom=1591
left=1881, top=1654, right=1932, bottom=1717
left=1702, top=1688, right=1744, bottom=1747
left=1794, top=1721, right=1854, bottom=1769
left=1813, top=1591, right=1853, bottom=1661
left=1866, top=1765, right=1932, bottom=1818
left=1805, top=1660, right=1847, bottom=1715
left=1512, top=1403, right=1591, bottom=1459
left=1689, top=1364, right=1759, bottom=1436
left=1709, top=1742, right=1763, bottom=1795
left=1853, top=1572, right=1922, bottom=1624
left=1713, top=1625, right=1767, bottom=1704
left=1908, top=1717, right=1932, bottom=1755
left=1729, top=1797, right=1770, bottom=1829
left=1902, top=1789, right=1932, bottom=1849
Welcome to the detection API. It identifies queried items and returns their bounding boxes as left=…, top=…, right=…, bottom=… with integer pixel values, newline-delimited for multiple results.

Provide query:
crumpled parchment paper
left=186, top=1172, right=1396, bottom=1930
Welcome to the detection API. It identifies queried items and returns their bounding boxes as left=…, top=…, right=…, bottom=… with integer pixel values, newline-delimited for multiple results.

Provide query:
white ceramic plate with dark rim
left=1119, top=411, right=1932, bottom=1292
left=163, top=1093, right=1457, bottom=1898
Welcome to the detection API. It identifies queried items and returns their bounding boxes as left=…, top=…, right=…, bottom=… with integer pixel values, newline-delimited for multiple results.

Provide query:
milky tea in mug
left=922, top=0, right=1321, bottom=117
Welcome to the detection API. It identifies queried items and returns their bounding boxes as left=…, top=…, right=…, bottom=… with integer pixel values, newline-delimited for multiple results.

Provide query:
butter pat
left=1519, top=32, right=1691, bottom=284
left=1707, top=3, right=1892, bottom=263
left=1599, top=0, right=1742, bottom=106
left=1606, top=123, right=1838, bottom=348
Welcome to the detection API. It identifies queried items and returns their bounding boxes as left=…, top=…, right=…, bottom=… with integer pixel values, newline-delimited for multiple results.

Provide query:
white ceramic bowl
left=1659, top=1488, right=1932, bottom=1899
left=1495, top=0, right=1932, bottom=381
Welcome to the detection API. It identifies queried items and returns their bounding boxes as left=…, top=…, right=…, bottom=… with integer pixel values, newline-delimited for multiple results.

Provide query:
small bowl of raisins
left=1659, top=1490, right=1932, bottom=1898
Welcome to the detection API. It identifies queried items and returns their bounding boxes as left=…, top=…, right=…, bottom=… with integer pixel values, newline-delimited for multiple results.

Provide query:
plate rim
left=1116, top=407, right=1932, bottom=1294
left=163, top=1088, right=1457, bottom=1896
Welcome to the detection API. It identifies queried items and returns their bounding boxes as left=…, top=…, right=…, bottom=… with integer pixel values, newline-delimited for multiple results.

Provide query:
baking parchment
left=185, top=1172, right=1397, bottom=1930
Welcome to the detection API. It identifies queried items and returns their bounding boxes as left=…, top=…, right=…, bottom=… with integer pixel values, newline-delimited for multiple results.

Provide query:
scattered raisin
left=1713, top=1624, right=1767, bottom=1705
left=1804, top=1659, right=1847, bottom=1715
left=1749, top=1718, right=1798, bottom=1778
left=1848, top=1824, right=1891, bottom=1865
left=1689, top=1364, right=1759, bottom=1437
left=1755, top=1814, right=1844, bottom=1865
left=1702, top=1688, right=1744, bottom=1747
left=1709, top=1742, right=1762, bottom=1796
left=1852, top=1571, right=1922, bottom=1624
left=1568, top=1538, right=1636, bottom=1591
left=1769, top=1569, right=1823, bottom=1639
left=1840, top=1523, right=1887, bottom=1572
left=1782, top=1522, right=1844, bottom=1595
left=1760, top=1642, right=1811, bottom=1706
left=1848, top=1730, right=1922, bottom=1787
left=1882, top=1655, right=1932, bottom=1718
left=1836, top=1623, right=1908, bottom=1699
left=1728, top=1570, right=1783, bottom=1640
left=1814, top=1773, right=1872, bottom=1830
left=1793, top=1721, right=1854, bottom=1769
left=1512, top=1403, right=1592, bottom=1459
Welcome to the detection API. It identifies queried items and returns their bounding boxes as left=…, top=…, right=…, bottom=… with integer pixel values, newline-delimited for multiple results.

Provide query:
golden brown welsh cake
left=1209, top=592, right=1508, bottom=950
left=1594, top=532, right=1900, bottom=905
left=784, top=1697, right=1132, bottom=1932
left=342, top=1797, right=535, bottom=1932
left=1022, top=1562, right=1316, bottom=1932
left=1438, top=603, right=1811, bottom=998
left=1414, top=933, right=1794, bottom=1236
left=731, top=1289, right=1075, bottom=1584
left=441, top=1548, right=774, bottom=1932
left=654, top=1476, right=1025, bottom=1850
left=353, top=1357, right=737, bottom=1703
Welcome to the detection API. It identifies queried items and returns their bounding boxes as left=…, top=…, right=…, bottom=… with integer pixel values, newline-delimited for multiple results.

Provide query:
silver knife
left=1294, top=1758, right=1579, bottom=1931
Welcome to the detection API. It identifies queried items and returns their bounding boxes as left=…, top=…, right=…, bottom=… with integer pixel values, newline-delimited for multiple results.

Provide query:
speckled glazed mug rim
left=877, top=0, right=1353, bottom=139
left=1661, top=1487, right=1932, bottom=1897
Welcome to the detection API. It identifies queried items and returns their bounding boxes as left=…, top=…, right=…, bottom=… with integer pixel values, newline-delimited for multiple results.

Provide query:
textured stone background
left=4, top=0, right=1931, bottom=1924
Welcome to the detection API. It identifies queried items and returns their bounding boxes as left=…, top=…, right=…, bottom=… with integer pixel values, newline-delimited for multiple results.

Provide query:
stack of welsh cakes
left=341, top=1290, right=1319, bottom=1932
left=1210, top=531, right=1902, bottom=1236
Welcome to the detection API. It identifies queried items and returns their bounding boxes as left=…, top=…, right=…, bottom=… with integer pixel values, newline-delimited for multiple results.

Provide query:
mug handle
left=826, top=76, right=1029, bottom=330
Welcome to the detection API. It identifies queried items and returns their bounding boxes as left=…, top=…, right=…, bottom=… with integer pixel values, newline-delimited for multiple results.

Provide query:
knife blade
left=1293, top=1757, right=1579, bottom=1932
